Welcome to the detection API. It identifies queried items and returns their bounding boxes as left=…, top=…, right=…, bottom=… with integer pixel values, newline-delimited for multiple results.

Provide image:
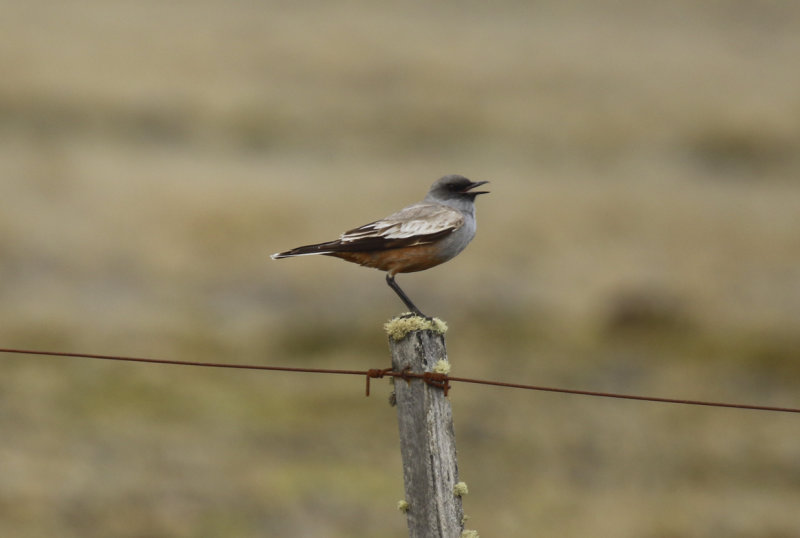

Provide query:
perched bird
left=271, top=174, right=489, bottom=317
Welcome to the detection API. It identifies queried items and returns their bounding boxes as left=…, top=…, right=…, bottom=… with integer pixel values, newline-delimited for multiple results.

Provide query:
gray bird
left=271, top=174, right=489, bottom=317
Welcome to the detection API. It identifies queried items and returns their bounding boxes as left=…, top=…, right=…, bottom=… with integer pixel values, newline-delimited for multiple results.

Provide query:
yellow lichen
left=397, top=500, right=410, bottom=513
left=433, top=359, right=451, bottom=374
left=453, top=481, right=469, bottom=497
left=384, top=314, right=448, bottom=341
left=461, top=530, right=479, bottom=538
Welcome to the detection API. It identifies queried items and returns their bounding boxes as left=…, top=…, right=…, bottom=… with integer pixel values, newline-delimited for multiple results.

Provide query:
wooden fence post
left=386, top=317, right=464, bottom=538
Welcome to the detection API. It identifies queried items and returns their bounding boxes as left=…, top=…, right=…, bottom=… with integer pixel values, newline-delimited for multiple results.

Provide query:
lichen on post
left=386, top=314, right=463, bottom=538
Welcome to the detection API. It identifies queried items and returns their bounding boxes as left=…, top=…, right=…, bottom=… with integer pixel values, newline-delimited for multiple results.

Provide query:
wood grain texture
left=390, top=329, right=463, bottom=538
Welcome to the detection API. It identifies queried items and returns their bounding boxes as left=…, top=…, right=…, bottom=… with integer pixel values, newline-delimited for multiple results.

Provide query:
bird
left=271, top=174, right=489, bottom=318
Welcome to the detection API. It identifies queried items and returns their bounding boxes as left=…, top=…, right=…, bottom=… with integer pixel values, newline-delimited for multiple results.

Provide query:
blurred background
left=2, top=1, right=799, bottom=536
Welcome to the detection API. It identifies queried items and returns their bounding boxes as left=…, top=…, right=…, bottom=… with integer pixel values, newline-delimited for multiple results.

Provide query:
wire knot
left=423, top=372, right=451, bottom=396
left=365, top=367, right=394, bottom=396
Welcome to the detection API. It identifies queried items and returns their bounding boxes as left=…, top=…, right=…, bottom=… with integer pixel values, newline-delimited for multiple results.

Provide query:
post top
left=384, top=314, right=448, bottom=341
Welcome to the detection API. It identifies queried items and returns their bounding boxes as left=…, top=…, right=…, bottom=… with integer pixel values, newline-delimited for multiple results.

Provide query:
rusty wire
left=1, top=347, right=798, bottom=414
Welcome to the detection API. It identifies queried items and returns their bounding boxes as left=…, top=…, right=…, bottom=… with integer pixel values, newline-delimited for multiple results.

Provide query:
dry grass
left=2, top=1, right=800, bottom=536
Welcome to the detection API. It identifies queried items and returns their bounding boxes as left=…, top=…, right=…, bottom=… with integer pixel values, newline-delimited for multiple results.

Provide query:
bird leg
left=385, top=274, right=429, bottom=319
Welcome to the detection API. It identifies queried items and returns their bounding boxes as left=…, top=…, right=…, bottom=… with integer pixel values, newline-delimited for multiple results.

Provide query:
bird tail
left=270, top=241, right=339, bottom=259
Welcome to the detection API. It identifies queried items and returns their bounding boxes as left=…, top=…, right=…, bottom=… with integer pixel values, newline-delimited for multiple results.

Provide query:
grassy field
left=2, top=1, right=800, bottom=536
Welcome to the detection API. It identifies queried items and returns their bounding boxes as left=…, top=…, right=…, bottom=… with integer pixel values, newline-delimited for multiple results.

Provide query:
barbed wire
left=1, top=347, right=798, bottom=414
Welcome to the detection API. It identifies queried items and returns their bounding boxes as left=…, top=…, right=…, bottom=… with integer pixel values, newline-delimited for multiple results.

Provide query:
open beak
left=463, top=180, right=490, bottom=196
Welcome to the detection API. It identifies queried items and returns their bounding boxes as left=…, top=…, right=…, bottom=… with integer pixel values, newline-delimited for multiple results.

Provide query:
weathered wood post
left=385, top=316, right=464, bottom=538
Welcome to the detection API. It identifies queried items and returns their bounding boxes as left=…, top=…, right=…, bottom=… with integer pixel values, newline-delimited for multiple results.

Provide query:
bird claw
left=399, top=311, right=433, bottom=322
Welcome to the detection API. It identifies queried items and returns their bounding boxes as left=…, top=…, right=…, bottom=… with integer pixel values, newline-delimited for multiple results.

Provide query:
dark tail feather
left=270, top=241, right=340, bottom=259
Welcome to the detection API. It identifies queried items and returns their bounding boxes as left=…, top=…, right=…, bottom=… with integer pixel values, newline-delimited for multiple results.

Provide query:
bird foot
left=399, top=311, right=433, bottom=322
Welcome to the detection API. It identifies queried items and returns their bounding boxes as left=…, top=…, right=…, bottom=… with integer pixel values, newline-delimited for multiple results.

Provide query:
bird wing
left=335, top=203, right=464, bottom=251
left=270, top=203, right=464, bottom=258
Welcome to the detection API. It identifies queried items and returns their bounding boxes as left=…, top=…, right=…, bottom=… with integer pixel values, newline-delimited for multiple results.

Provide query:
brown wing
left=334, top=203, right=463, bottom=251
left=271, top=203, right=464, bottom=258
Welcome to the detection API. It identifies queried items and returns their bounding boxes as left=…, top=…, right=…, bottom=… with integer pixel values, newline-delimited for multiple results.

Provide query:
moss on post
left=384, top=314, right=448, bottom=341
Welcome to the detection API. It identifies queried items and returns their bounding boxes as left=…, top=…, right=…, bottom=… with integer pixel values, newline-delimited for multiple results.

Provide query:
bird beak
left=463, top=180, right=490, bottom=196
